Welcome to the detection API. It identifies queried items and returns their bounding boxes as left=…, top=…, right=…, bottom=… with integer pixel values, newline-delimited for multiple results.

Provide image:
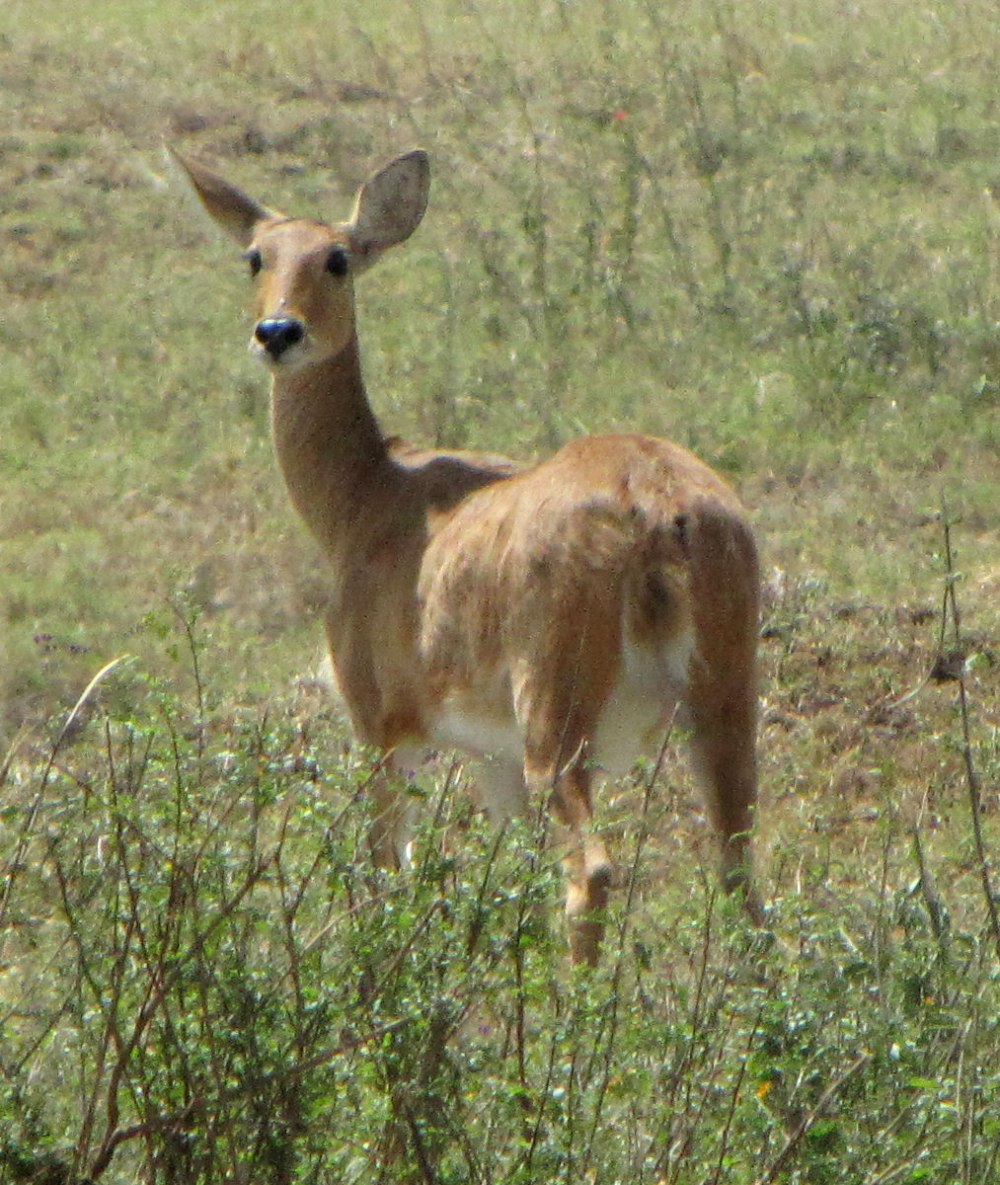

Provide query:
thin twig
left=910, top=793, right=949, bottom=949
left=753, top=1053, right=871, bottom=1185
left=940, top=511, right=1000, bottom=962
left=581, top=713, right=677, bottom=1174
left=85, top=1014, right=413, bottom=1180
left=712, top=1004, right=765, bottom=1185
left=0, top=657, right=135, bottom=939
left=85, top=848, right=280, bottom=1179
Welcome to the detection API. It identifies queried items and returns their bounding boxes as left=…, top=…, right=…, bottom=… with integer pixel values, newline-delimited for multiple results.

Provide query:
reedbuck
left=174, top=148, right=764, bottom=964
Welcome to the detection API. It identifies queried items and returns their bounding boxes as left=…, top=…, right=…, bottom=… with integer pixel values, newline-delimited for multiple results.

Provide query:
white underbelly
left=591, top=683, right=683, bottom=777
left=430, top=701, right=524, bottom=764
left=426, top=624, right=694, bottom=778
left=594, top=626, right=694, bottom=776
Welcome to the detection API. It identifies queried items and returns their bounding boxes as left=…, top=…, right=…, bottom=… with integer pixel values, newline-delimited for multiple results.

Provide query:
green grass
left=2, top=0, right=1000, bottom=1180
left=2, top=651, right=999, bottom=1183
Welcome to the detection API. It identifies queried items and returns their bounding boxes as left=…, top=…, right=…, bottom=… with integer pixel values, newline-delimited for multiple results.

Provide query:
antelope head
left=171, top=148, right=430, bottom=373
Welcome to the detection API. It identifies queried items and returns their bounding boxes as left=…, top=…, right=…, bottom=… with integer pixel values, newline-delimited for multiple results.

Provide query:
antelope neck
left=268, top=334, right=394, bottom=542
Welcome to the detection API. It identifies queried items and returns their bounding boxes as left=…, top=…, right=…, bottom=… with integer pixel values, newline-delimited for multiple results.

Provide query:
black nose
left=255, top=318, right=304, bottom=358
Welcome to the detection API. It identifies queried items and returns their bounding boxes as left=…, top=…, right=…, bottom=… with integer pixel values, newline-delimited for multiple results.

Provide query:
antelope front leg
left=368, top=754, right=418, bottom=871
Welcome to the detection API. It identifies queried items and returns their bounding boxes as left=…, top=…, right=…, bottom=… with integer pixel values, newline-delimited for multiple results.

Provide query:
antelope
left=173, top=147, right=765, bottom=964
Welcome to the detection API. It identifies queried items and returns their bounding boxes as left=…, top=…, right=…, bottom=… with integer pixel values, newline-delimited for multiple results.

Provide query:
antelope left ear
left=345, top=149, right=430, bottom=270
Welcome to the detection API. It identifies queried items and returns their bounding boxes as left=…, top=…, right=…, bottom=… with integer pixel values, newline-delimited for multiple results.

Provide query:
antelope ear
left=169, top=147, right=282, bottom=246
left=345, top=149, right=430, bottom=269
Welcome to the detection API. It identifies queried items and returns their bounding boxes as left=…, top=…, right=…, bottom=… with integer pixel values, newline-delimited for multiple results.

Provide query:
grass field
left=2, top=1, right=999, bottom=1181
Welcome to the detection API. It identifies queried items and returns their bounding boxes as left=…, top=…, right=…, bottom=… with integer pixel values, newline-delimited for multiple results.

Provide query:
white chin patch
left=249, top=339, right=308, bottom=371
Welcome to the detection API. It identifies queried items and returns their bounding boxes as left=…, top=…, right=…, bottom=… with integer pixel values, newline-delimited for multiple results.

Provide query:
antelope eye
left=326, top=247, right=350, bottom=277
left=245, top=248, right=263, bottom=278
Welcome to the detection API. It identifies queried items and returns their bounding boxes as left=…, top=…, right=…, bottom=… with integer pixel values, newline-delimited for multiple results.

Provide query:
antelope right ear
left=346, top=149, right=430, bottom=270
left=169, top=147, right=282, bottom=246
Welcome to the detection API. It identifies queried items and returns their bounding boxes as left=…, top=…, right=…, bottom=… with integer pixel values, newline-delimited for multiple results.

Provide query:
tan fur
left=173, top=147, right=765, bottom=964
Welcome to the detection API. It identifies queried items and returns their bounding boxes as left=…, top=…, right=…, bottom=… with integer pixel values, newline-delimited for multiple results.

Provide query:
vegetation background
left=1, top=0, right=998, bottom=1181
